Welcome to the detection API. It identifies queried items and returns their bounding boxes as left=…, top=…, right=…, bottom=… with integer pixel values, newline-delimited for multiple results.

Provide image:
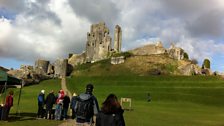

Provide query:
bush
left=202, top=59, right=210, bottom=69
left=183, top=52, right=189, bottom=60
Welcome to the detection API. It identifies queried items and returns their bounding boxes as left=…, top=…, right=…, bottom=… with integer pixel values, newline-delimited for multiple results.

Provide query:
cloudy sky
left=0, top=0, right=224, bottom=72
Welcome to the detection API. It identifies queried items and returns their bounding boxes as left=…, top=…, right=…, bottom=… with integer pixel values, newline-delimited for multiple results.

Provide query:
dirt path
left=58, top=77, right=76, bottom=126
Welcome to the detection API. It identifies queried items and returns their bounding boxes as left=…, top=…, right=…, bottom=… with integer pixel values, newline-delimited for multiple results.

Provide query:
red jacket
left=5, top=95, right=13, bottom=108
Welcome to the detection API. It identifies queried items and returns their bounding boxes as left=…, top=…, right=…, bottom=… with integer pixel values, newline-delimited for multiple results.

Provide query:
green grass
left=0, top=79, right=62, bottom=126
left=67, top=75, right=224, bottom=126
left=1, top=75, right=224, bottom=126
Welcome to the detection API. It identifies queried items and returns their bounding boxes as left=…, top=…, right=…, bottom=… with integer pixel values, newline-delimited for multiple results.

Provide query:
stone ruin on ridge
left=69, top=22, right=122, bottom=66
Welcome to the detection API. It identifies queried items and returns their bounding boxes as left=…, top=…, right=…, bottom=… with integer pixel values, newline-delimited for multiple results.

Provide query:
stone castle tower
left=86, top=22, right=122, bottom=62
left=114, top=25, right=122, bottom=53
left=86, top=22, right=112, bottom=62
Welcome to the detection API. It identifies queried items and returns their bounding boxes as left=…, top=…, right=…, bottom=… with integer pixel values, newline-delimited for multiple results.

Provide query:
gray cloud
left=186, top=10, right=224, bottom=38
left=159, top=0, right=218, bottom=18
left=68, top=0, right=120, bottom=27
left=0, top=0, right=26, bottom=13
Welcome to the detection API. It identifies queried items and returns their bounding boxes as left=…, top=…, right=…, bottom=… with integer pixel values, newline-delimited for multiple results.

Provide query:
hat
left=41, top=90, right=45, bottom=94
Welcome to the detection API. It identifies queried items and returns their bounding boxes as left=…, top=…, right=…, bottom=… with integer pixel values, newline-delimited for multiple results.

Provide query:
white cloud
left=0, top=0, right=91, bottom=62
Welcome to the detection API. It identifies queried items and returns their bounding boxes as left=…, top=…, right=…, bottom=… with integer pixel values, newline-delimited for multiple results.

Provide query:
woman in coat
left=96, top=94, right=125, bottom=126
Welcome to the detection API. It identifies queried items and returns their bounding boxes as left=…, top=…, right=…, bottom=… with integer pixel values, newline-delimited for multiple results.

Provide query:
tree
left=202, top=59, right=210, bottom=69
left=183, top=52, right=189, bottom=60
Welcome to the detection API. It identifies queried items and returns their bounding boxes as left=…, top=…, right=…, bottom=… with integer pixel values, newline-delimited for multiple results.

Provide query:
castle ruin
left=130, top=41, right=185, bottom=60
left=85, top=22, right=122, bottom=62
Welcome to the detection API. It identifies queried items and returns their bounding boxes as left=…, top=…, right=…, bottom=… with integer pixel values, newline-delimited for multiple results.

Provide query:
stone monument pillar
left=114, top=25, right=122, bottom=53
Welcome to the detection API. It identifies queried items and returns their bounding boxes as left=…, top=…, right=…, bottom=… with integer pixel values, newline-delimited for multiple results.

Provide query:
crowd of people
left=37, top=89, right=70, bottom=120
left=37, top=83, right=125, bottom=126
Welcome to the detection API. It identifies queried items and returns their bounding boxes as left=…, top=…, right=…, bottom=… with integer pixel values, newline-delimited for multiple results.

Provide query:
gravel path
left=58, top=77, right=76, bottom=126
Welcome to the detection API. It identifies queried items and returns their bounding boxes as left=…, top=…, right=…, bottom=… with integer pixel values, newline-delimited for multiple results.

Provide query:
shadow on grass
left=7, top=112, right=37, bottom=122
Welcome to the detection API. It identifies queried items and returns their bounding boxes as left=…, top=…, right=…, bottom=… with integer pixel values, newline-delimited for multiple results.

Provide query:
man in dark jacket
left=37, top=90, right=45, bottom=118
left=75, top=83, right=99, bottom=126
left=45, top=90, right=55, bottom=119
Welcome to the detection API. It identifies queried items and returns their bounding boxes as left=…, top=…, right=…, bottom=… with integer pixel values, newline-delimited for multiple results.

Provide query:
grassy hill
left=73, top=54, right=185, bottom=76
left=68, top=58, right=224, bottom=126
left=67, top=75, right=224, bottom=126
left=1, top=55, right=223, bottom=126
left=0, top=79, right=62, bottom=126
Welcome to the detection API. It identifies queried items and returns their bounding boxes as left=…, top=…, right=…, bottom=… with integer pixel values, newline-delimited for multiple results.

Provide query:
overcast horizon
left=0, top=0, right=224, bottom=72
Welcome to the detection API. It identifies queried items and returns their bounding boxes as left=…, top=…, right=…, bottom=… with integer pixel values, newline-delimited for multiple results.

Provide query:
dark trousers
left=1, top=106, right=11, bottom=120
left=62, top=108, right=68, bottom=119
left=37, top=104, right=44, bottom=118
left=45, top=106, right=53, bottom=119
left=71, top=109, right=76, bottom=119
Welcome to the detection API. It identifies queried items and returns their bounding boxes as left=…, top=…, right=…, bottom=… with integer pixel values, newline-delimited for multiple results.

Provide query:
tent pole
left=16, top=80, right=23, bottom=116
left=1, top=82, right=7, bottom=120
left=4, top=82, right=7, bottom=105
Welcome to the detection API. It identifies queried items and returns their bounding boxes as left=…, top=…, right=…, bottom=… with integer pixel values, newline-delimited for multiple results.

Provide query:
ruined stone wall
left=86, top=22, right=112, bottom=62
left=54, top=59, right=68, bottom=78
left=168, top=45, right=184, bottom=60
left=35, top=59, right=49, bottom=75
left=114, top=25, right=122, bottom=53
left=68, top=53, right=86, bottom=67
left=130, top=43, right=166, bottom=56
left=47, top=64, right=54, bottom=75
left=20, top=65, right=33, bottom=71
left=111, top=56, right=125, bottom=65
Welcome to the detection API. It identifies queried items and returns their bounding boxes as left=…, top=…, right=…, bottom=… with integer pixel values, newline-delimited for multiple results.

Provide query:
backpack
left=75, top=93, right=94, bottom=120
left=38, top=94, right=43, bottom=103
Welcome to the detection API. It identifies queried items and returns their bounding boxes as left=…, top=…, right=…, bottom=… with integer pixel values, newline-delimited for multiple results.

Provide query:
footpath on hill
left=59, top=77, right=76, bottom=126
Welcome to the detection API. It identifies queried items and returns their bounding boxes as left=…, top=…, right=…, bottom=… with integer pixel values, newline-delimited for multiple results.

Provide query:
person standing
left=75, top=83, right=99, bottom=126
left=62, top=93, right=70, bottom=120
left=96, top=94, right=125, bottom=126
left=2, top=91, right=14, bottom=120
left=70, top=93, right=77, bottom=119
left=45, top=90, right=55, bottom=119
left=37, top=90, right=45, bottom=118
left=55, top=90, right=64, bottom=120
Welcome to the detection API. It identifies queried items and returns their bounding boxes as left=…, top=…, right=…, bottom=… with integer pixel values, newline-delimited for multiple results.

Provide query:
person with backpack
left=45, top=90, right=56, bottom=119
left=75, top=83, right=99, bottom=126
left=37, top=90, right=45, bottom=118
left=96, top=94, right=125, bottom=126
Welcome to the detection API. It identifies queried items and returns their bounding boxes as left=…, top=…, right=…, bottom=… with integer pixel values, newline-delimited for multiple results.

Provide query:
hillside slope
left=72, top=54, right=195, bottom=76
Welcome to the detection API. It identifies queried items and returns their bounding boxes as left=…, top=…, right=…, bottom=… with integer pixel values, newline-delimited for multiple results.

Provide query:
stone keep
left=54, top=59, right=68, bottom=78
left=114, top=25, right=122, bottom=53
left=168, top=44, right=184, bottom=60
left=35, top=59, right=49, bottom=75
left=86, top=22, right=112, bottom=62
